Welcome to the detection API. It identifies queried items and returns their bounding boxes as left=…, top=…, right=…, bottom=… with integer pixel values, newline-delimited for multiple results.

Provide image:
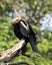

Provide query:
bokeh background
left=0, top=0, right=52, bottom=65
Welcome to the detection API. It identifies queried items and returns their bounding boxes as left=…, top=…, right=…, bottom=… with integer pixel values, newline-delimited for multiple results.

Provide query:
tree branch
left=0, top=61, right=32, bottom=65
left=0, top=39, right=25, bottom=62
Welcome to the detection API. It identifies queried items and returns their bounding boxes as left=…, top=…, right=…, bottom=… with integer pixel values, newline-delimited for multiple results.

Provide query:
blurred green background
left=0, top=0, right=52, bottom=65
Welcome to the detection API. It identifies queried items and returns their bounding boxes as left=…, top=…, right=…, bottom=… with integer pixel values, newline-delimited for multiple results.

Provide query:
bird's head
left=12, top=16, right=29, bottom=30
left=12, top=16, right=29, bottom=24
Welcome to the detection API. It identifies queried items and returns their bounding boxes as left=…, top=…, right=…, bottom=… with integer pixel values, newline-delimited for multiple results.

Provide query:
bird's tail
left=29, top=35, right=41, bottom=55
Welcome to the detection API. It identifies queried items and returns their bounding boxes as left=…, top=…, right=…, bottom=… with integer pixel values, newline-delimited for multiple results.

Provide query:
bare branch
left=9, top=61, right=32, bottom=65
left=0, top=61, right=32, bottom=65
left=0, top=39, right=25, bottom=62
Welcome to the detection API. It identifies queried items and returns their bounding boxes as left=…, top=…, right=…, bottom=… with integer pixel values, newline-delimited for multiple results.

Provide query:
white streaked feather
left=20, top=21, right=29, bottom=31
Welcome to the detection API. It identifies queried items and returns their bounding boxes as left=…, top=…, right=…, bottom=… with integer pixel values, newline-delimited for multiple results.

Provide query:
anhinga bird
left=12, top=16, right=40, bottom=55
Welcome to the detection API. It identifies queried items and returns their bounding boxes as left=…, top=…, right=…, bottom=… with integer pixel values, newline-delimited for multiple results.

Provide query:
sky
left=40, top=13, right=52, bottom=31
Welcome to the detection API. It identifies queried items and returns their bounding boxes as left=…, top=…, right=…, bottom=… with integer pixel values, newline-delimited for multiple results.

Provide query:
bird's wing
left=29, top=24, right=36, bottom=34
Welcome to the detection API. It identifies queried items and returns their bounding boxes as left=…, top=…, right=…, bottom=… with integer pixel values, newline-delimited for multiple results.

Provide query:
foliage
left=0, top=0, right=52, bottom=65
left=0, top=16, right=19, bottom=51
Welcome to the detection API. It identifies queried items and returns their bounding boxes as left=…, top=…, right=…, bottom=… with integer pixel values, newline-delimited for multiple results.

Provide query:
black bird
left=12, top=16, right=40, bottom=54
left=12, top=16, right=29, bottom=43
